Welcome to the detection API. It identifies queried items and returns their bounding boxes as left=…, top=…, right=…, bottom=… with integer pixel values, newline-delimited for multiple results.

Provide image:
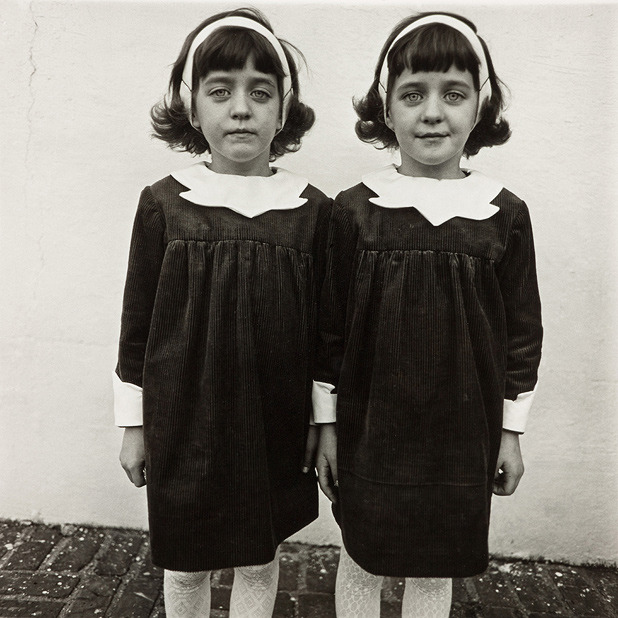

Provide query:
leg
left=402, top=577, right=452, bottom=618
left=163, top=569, right=211, bottom=618
left=335, top=544, right=383, bottom=618
left=229, top=548, right=280, bottom=618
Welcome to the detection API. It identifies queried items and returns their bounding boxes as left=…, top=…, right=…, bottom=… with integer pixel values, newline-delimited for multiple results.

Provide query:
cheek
left=192, top=100, right=211, bottom=127
left=452, top=108, right=476, bottom=136
left=464, top=103, right=479, bottom=130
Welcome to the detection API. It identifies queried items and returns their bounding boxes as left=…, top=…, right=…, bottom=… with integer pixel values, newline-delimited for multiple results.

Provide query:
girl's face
left=385, top=65, right=478, bottom=179
left=193, top=55, right=281, bottom=176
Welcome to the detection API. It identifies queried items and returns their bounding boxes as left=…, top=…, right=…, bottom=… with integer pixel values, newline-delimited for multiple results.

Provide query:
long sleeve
left=503, top=388, right=536, bottom=433
left=310, top=198, right=338, bottom=424
left=114, top=187, right=166, bottom=426
left=314, top=197, right=358, bottom=419
left=497, top=203, right=543, bottom=432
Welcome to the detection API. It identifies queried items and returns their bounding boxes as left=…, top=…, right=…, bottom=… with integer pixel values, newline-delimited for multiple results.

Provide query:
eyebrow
left=396, top=79, right=473, bottom=90
left=202, top=73, right=278, bottom=88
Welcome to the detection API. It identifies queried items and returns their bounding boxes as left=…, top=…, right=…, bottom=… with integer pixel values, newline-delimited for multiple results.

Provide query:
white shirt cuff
left=312, top=381, right=337, bottom=423
left=503, top=388, right=536, bottom=433
left=113, top=372, right=143, bottom=427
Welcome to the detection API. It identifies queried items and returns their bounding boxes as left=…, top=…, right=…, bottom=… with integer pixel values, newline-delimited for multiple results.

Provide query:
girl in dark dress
left=314, top=12, right=543, bottom=617
left=114, top=8, right=332, bottom=617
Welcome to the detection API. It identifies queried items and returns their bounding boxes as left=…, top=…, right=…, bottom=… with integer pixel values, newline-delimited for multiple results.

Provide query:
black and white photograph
left=1, top=1, right=616, bottom=616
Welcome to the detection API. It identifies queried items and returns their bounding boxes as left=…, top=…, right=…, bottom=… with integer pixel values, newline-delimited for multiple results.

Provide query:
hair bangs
left=193, top=28, right=285, bottom=89
left=388, top=24, right=481, bottom=89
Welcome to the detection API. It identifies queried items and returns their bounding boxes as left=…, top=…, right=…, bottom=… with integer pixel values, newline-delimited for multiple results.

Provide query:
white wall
left=1, top=0, right=616, bottom=566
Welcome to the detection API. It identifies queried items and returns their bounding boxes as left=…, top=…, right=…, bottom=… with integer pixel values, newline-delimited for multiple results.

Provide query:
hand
left=316, top=423, right=338, bottom=503
left=493, top=429, right=524, bottom=496
left=302, top=425, right=319, bottom=473
left=119, top=426, right=146, bottom=487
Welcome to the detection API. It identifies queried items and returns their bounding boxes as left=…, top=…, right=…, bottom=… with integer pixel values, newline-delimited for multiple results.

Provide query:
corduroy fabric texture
left=317, top=182, right=543, bottom=578
left=116, top=175, right=331, bottom=572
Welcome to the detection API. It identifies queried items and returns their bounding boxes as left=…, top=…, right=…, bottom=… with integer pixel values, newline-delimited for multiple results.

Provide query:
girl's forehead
left=395, top=65, right=475, bottom=84
left=199, top=55, right=277, bottom=80
left=201, top=69, right=278, bottom=83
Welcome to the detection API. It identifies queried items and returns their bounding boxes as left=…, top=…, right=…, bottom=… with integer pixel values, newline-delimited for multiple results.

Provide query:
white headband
left=378, top=15, right=492, bottom=121
left=179, top=16, right=293, bottom=128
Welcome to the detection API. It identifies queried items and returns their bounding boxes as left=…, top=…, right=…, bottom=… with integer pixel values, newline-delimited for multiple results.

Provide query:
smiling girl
left=114, top=8, right=331, bottom=617
left=314, top=12, right=543, bottom=617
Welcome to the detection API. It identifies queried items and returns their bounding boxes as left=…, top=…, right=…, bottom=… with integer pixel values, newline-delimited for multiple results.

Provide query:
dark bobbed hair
left=354, top=12, right=511, bottom=157
left=151, top=7, right=314, bottom=159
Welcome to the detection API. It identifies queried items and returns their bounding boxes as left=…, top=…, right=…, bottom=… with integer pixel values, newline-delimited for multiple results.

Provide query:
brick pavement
left=0, top=520, right=616, bottom=617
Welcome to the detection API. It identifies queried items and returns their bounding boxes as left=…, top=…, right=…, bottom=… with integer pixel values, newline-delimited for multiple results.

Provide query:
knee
left=235, top=560, right=279, bottom=588
left=406, top=577, right=452, bottom=596
left=337, top=547, right=383, bottom=592
left=165, top=569, right=211, bottom=591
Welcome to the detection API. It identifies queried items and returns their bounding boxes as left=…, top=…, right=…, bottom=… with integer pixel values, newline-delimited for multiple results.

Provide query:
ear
left=191, top=113, right=201, bottom=130
left=384, top=107, right=394, bottom=131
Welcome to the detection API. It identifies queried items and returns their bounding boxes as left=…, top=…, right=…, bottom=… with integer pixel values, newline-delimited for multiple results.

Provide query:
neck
left=208, top=158, right=273, bottom=178
left=397, top=158, right=466, bottom=180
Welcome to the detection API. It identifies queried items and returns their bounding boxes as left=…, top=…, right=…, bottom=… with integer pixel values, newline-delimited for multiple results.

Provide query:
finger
left=492, top=469, right=506, bottom=495
left=131, top=466, right=147, bottom=488
left=503, top=466, right=523, bottom=495
left=493, top=466, right=521, bottom=496
left=316, top=459, right=330, bottom=493
left=123, top=463, right=146, bottom=487
left=321, top=481, right=337, bottom=504
left=121, top=455, right=144, bottom=483
left=317, top=460, right=337, bottom=503
left=493, top=473, right=514, bottom=496
left=329, top=472, right=339, bottom=504
left=323, top=449, right=338, bottom=486
left=330, top=457, right=338, bottom=486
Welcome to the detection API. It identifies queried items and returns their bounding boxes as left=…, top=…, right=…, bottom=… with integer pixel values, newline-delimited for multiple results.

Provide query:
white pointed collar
left=362, top=164, right=503, bottom=226
left=171, top=162, right=309, bottom=218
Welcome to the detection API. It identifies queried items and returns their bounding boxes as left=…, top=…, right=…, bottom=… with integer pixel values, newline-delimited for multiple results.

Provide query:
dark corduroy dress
left=116, top=174, right=330, bottom=572
left=316, top=182, right=543, bottom=578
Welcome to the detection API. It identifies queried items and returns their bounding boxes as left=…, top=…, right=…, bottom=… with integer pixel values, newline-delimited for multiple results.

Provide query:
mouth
left=417, top=133, right=448, bottom=139
left=227, top=129, right=256, bottom=136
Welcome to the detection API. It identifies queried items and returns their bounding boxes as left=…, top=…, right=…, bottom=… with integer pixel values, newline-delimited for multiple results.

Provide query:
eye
left=209, top=88, right=230, bottom=98
left=251, top=89, right=272, bottom=101
left=445, top=91, right=465, bottom=103
left=403, top=92, right=422, bottom=104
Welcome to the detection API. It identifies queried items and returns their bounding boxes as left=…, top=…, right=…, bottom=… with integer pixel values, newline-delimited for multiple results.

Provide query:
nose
left=421, top=94, right=444, bottom=123
left=230, top=92, right=251, bottom=119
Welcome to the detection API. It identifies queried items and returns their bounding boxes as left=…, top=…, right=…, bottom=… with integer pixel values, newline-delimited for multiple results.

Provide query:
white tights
left=335, top=545, right=452, bottom=618
left=164, top=548, right=280, bottom=618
